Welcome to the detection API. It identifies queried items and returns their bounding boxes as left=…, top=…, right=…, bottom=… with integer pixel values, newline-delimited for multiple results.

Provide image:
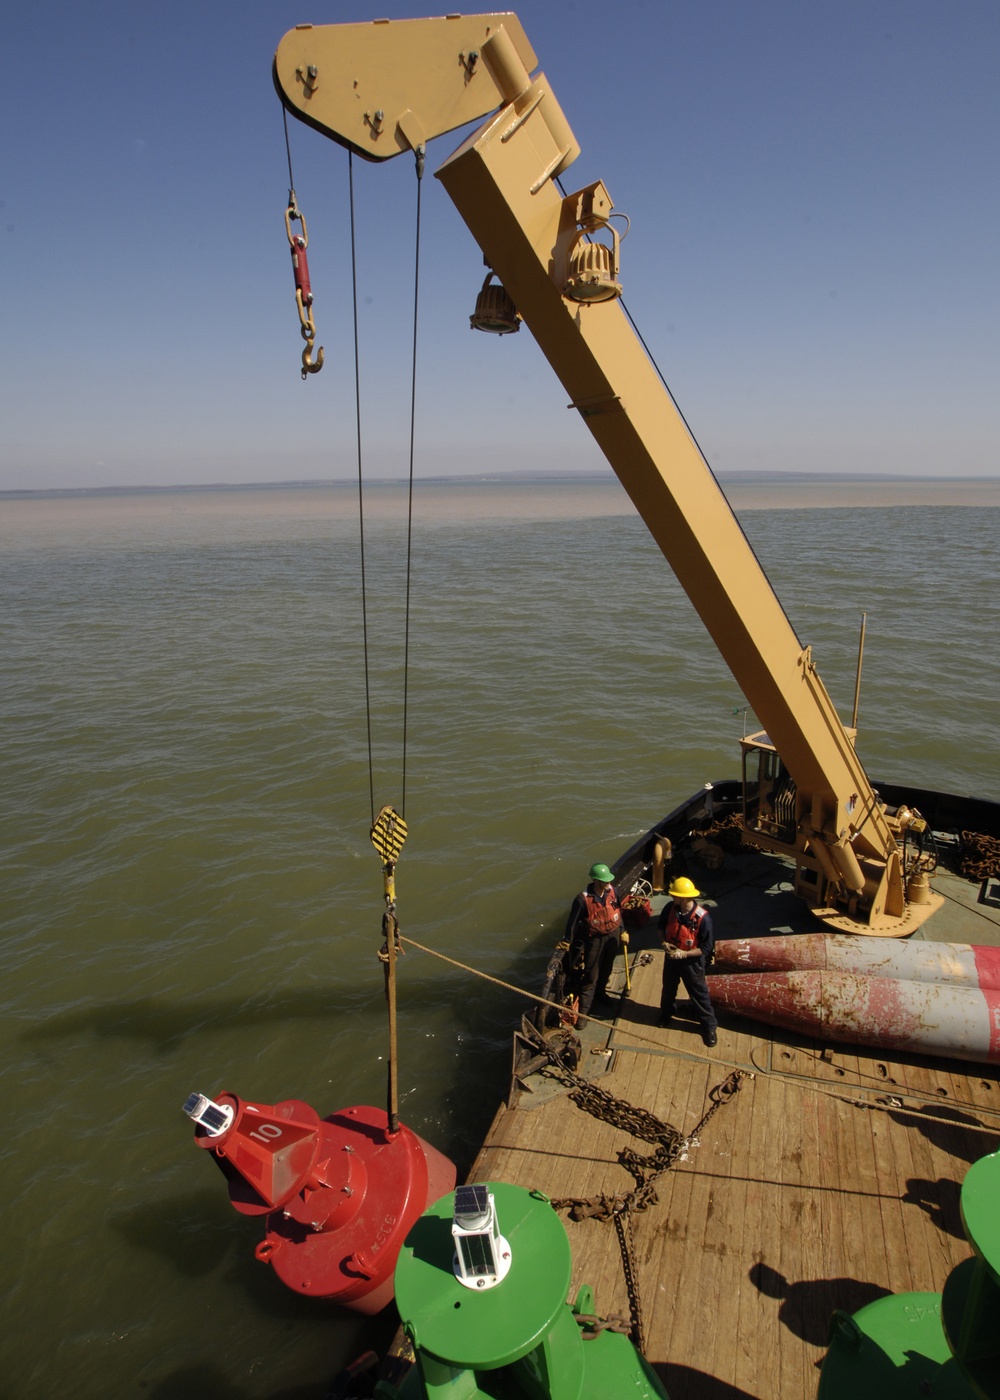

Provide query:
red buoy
left=183, top=1091, right=456, bottom=1313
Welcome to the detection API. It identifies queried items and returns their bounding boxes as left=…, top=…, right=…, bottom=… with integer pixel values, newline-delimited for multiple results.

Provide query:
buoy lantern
left=183, top=1091, right=456, bottom=1314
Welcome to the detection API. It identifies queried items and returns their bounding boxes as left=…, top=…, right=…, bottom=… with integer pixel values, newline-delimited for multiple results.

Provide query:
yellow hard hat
left=668, top=876, right=701, bottom=899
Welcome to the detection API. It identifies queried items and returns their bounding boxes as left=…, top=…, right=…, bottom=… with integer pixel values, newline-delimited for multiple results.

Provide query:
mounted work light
left=470, top=271, right=521, bottom=334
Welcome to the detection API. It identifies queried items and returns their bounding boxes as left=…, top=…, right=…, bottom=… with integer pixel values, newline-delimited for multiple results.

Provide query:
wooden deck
left=470, top=950, right=1000, bottom=1400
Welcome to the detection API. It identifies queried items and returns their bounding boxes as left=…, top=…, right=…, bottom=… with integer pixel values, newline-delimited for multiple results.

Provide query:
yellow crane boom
left=274, top=14, right=934, bottom=934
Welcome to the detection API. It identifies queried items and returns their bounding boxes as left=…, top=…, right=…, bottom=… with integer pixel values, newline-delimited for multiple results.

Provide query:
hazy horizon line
left=3, top=469, right=999, bottom=500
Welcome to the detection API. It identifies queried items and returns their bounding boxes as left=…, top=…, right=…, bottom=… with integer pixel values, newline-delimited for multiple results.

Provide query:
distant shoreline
left=2, top=470, right=998, bottom=501
left=3, top=476, right=1000, bottom=543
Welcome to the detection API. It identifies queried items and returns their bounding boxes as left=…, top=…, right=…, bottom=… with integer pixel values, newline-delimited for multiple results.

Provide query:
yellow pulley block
left=370, top=804, right=407, bottom=864
left=370, top=805, right=408, bottom=904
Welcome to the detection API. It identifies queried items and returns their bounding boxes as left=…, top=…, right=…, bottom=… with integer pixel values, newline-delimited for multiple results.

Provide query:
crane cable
left=348, top=145, right=427, bottom=1134
left=347, top=150, right=377, bottom=827
left=554, top=174, right=803, bottom=655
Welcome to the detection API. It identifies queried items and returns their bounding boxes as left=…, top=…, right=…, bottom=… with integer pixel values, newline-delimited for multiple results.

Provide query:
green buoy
left=381, top=1181, right=668, bottom=1399
left=819, top=1149, right=1000, bottom=1398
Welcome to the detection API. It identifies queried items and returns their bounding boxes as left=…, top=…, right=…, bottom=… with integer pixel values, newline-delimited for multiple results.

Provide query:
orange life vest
left=581, top=887, right=622, bottom=936
left=663, top=902, right=706, bottom=952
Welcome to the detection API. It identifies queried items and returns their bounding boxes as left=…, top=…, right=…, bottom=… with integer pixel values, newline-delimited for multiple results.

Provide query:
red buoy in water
left=183, top=1091, right=456, bottom=1313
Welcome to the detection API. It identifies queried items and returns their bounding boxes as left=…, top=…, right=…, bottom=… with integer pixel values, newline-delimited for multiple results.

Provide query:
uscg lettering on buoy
left=902, top=1299, right=941, bottom=1324
left=372, top=1213, right=399, bottom=1253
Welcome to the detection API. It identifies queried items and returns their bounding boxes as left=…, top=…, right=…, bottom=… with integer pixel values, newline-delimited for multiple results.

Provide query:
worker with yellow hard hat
left=658, top=876, right=718, bottom=1047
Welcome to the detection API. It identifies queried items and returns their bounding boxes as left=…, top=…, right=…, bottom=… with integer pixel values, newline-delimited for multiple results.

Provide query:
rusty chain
left=573, top=1311, right=633, bottom=1340
left=535, top=1034, right=748, bottom=1350
left=614, top=1209, right=645, bottom=1352
left=961, top=830, right=1000, bottom=880
left=548, top=1060, right=748, bottom=1220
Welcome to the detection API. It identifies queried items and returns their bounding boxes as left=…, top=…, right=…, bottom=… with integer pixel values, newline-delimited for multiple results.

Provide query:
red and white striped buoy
left=709, top=969, right=1000, bottom=1064
left=712, top=933, right=1000, bottom=991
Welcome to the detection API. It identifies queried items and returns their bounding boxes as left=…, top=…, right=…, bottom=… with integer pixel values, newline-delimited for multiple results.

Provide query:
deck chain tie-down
left=533, top=1030, right=748, bottom=1352
left=961, top=830, right=1000, bottom=880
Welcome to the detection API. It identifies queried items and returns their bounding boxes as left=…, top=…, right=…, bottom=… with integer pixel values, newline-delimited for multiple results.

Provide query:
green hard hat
left=589, top=863, right=615, bottom=884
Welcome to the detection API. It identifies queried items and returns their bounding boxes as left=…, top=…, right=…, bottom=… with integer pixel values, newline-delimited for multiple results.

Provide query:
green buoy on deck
left=384, top=1181, right=668, bottom=1399
left=818, top=1150, right=1000, bottom=1398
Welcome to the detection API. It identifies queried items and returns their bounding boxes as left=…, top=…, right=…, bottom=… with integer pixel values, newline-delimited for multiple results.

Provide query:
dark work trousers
left=579, top=932, right=619, bottom=1015
left=660, top=952, right=717, bottom=1031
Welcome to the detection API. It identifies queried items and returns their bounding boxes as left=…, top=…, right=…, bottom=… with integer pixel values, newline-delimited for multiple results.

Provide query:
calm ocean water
left=2, top=478, right=998, bottom=1398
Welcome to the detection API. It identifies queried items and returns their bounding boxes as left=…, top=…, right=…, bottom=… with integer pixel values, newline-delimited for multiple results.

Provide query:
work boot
left=702, top=1027, right=718, bottom=1048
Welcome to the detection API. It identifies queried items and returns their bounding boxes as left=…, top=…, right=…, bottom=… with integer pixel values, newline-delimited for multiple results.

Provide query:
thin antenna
left=851, top=612, right=868, bottom=730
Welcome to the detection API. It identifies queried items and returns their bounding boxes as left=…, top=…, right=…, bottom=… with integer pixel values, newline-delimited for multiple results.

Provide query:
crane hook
left=301, top=340, right=325, bottom=377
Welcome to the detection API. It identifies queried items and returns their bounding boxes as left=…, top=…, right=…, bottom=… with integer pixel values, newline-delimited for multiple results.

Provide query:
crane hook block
left=371, top=805, right=408, bottom=867
left=371, top=805, right=407, bottom=904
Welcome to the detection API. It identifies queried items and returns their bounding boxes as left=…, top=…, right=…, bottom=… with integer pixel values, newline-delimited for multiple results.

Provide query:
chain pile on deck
left=961, top=830, right=1000, bottom=879
left=515, top=1021, right=748, bottom=1350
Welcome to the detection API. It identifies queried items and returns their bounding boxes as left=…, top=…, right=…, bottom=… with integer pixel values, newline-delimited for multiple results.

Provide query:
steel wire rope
left=401, top=146, right=426, bottom=819
left=348, top=148, right=425, bottom=824
left=281, top=107, right=295, bottom=193
left=617, top=295, right=806, bottom=650
left=348, top=151, right=377, bottom=825
left=554, top=175, right=804, bottom=655
left=347, top=145, right=426, bottom=1138
left=396, top=933, right=1000, bottom=1135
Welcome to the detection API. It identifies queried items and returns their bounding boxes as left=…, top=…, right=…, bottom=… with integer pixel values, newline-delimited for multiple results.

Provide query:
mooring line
left=397, top=934, right=1000, bottom=1135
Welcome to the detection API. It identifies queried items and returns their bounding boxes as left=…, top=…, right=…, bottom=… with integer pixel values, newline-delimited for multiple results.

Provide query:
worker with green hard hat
left=565, top=861, right=624, bottom=1024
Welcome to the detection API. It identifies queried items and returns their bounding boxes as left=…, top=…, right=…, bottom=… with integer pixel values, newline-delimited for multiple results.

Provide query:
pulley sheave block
left=370, top=804, right=408, bottom=866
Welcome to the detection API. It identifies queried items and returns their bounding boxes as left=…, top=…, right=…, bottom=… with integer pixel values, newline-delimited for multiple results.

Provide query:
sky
left=2, top=0, right=997, bottom=490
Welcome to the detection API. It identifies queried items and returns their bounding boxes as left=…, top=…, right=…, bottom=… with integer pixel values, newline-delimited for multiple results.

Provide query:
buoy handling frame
left=272, top=12, right=940, bottom=937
